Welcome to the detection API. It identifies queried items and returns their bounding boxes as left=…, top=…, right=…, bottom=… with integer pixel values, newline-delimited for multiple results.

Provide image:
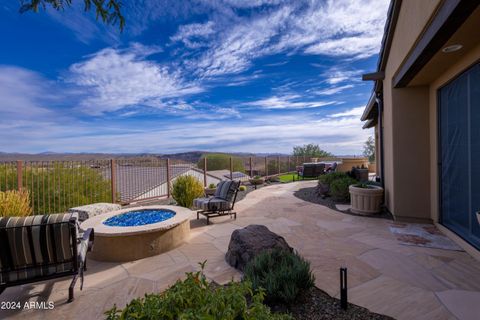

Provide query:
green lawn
left=278, top=173, right=318, bottom=183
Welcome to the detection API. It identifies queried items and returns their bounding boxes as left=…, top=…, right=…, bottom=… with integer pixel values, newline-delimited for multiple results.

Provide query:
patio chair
left=299, top=163, right=324, bottom=179
left=0, top=213, right=94, bottom=303
left=326, top=162, right=338, bottom=173
left=194, top=180, right=240, bottom=225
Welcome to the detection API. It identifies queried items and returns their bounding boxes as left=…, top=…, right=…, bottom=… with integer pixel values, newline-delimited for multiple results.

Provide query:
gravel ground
left=294, top=186, right=393, bottom=220
left=288, top=287, right=395, bottom=320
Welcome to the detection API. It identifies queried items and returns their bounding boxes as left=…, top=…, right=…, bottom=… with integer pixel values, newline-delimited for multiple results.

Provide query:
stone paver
left=1, top=181, right=479, bottom=320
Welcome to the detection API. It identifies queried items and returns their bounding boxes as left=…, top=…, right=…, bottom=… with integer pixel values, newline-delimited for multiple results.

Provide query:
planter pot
left=349, top=185, right=384, bottom=215
left=205, top=188, right=216, bottom=196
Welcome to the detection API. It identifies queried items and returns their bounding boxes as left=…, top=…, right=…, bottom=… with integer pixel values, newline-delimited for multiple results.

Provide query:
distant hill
left=0, top=151, right=290, bottom=162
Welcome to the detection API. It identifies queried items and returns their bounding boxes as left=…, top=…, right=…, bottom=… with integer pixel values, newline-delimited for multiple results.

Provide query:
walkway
left=1, top=182, right=480, bottom=319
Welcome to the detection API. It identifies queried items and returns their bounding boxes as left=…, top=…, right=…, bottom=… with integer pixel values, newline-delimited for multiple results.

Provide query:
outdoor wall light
left=442, top=44, right=463, bottom=53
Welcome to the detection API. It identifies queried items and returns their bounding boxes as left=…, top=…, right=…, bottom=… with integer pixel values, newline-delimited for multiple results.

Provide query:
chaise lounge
left=193, top=180, right=240, bottom=225
left=0, top=213, right=94, bottom=302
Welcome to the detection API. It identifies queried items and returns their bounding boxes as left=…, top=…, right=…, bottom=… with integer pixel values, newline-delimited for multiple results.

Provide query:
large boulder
left=225, top=224, right=292, bottom=271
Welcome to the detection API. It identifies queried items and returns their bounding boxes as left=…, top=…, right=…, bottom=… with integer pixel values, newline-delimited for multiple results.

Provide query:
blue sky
left=0, top=0, right=388, bottom=155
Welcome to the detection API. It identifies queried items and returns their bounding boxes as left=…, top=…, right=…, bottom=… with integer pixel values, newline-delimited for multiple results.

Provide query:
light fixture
left=442, top=44, right=463, bottom=53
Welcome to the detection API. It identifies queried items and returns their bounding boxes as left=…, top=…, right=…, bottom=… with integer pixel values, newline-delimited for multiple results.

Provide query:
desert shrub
left=244, top=249, right=315, bottom=305
left=239, top=185, right=247, bottom=191
left=0, top=190, right=32, bottom=217
left=105, top=262, right=292, bottom=320
left=318, top=172, right=348, bottom=187
left=330, top=176, right=357, bottom=201
left=197, top=153, right=245, bottom=172
left=172, top=175, right=204, bottom=208
left=0, top=163, right=111, bottom=214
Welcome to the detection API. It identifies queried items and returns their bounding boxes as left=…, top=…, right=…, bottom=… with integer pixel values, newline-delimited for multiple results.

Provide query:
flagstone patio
left=1, top=181, right=480, bottom=320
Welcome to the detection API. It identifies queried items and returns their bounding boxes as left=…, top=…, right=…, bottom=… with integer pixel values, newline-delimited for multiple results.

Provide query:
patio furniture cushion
left=0, top=213, right=79, bottom=285
left=193, top=197, right=232, bottom=211
left=68, top=203, right=121, bottom=222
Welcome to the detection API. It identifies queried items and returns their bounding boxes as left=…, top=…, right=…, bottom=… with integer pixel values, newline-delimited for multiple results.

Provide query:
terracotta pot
left=205, top=188, right=216, bottom=196
left=349, top=185, right=384, bottom=215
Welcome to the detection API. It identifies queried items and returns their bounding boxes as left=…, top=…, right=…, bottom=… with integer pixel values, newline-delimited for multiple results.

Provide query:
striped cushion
left=0, top=213, right=78, bottom=285
left=214, top=180, right=239, bottom=201
left=193, top=197, right=232, bottom=211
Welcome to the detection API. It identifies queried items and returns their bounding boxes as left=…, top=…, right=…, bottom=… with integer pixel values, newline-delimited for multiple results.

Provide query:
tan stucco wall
left=428, top=43, right=480, bottom=223
left=380, top=0, right=441, bottom=219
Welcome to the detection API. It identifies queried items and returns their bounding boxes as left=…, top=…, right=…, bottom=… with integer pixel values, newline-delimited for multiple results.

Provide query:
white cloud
left=328, top=106, right=365, bottom=118
left=68, top=44, right=204, bottom=114
left=244, top=94, right=338, bottom=109
left=0, top=66, right=58, bottom=119
left=314, top=84, right=354, bottom=95
left=180, top=0, right=388, bottom=77
left=324, top=67, right=364, bottom=85
left=170, top=21, right=216, bottom=48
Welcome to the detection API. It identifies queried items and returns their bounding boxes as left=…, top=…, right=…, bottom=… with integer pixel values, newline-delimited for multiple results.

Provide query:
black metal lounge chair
left=299, top=163, right=325, bottom=179
left=193, top=180, right=240, bottom=225
left=0, top=213, right=94, bottom=302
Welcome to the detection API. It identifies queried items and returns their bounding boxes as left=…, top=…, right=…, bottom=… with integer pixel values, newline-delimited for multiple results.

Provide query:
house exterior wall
left=428, top=43, right=480, bottom=223
left=380, top=0, right=480, bottom=227
left=380, top=0, right=441, bottom=218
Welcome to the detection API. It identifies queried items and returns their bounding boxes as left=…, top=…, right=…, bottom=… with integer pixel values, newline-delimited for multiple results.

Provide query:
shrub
left=105, top=262, right=292, bottom=320
left=318, top=172, right=348, bottom=187
left=197, top=153, right=245, bottom=172
left=239, top=185, right=247, bottom=191
left=330, top=176, right=357, bottom=201
left=0, top=190, right=32, bottom=217
left=172, top=175, right=204, bottom=208
left=244, top=249, right=315, bottom=305
left=208, top=183, right=216, bottom=189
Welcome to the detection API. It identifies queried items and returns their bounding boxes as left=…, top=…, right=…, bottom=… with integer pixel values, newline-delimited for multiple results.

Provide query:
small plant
left=105, top=262, right=292, bottom=320
left=318, top=172, right=348, bottom=186
left=254, top=175, right=261, bottom=179
left=171, top=175, right=205, bottom=208
left=330, top=176, right=357, bottom=201
left=239, top=185, right=247, bottom=191
left=244, top=249, right=315, bottom=305
left=208, top=183, right=216, bottom=189
left=0, top=190, right=32, bottom=217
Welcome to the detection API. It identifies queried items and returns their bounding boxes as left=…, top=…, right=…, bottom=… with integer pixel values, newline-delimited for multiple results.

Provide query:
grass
left=278, top=173, right=319, bottom=183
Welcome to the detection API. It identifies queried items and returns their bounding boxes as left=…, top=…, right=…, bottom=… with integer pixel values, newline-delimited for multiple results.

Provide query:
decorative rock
left=69, top=203, right=122, bottom=222
left=225, top=224, right=292, bottom=271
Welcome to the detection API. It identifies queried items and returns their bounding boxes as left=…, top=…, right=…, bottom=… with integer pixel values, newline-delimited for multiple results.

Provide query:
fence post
left=166, top=158, right=171, bottom=198
left=249, top=157, right=253, bottom=177
left=229, top=157, right=233, bottom=180
left=287, top=156, right=290, bottom=172
left=277, top=156, right=280, bottom=174
left=265, top=157, right=268, bottom=177
left=203, top=157, right=207, bottom=187
left=16, top=160, right=23, bottom=191
left=110, top=159, right=116, bottom=203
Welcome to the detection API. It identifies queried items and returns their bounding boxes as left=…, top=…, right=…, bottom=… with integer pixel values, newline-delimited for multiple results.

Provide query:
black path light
left=340, top=267, right=348, bottom=310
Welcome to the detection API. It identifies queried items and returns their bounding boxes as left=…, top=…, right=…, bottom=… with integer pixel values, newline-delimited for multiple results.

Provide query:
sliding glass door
left=439, top=62, right=480, bottom=250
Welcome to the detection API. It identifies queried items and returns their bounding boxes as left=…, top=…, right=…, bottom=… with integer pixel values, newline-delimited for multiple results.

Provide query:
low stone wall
left=336, top=158, right=369, bottom=173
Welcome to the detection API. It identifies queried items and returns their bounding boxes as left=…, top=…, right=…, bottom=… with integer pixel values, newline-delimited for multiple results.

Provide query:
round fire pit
left=81, top=205, right=193, bottom=262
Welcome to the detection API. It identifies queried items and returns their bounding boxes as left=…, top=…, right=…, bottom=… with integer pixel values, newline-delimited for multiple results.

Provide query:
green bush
left=172, top=175, right=204, bottom=208
left=318, top=172, right=348, bottom=187
left=198, top=153, right=245, bottom=172
left=244, top=249, right=315, bottom=305
left=239, top=185, right=247, bottom=191
left=0, top=163, right=112, bottom=214
left=105, top=262, right=292, bottom=320
left=330, top=176, right=357, bottom=201
left=208, top=183, right=216, bottom=189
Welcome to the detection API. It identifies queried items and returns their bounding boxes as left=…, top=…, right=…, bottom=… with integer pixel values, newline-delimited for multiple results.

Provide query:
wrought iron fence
left=1, top=156, right=324, bottom=214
